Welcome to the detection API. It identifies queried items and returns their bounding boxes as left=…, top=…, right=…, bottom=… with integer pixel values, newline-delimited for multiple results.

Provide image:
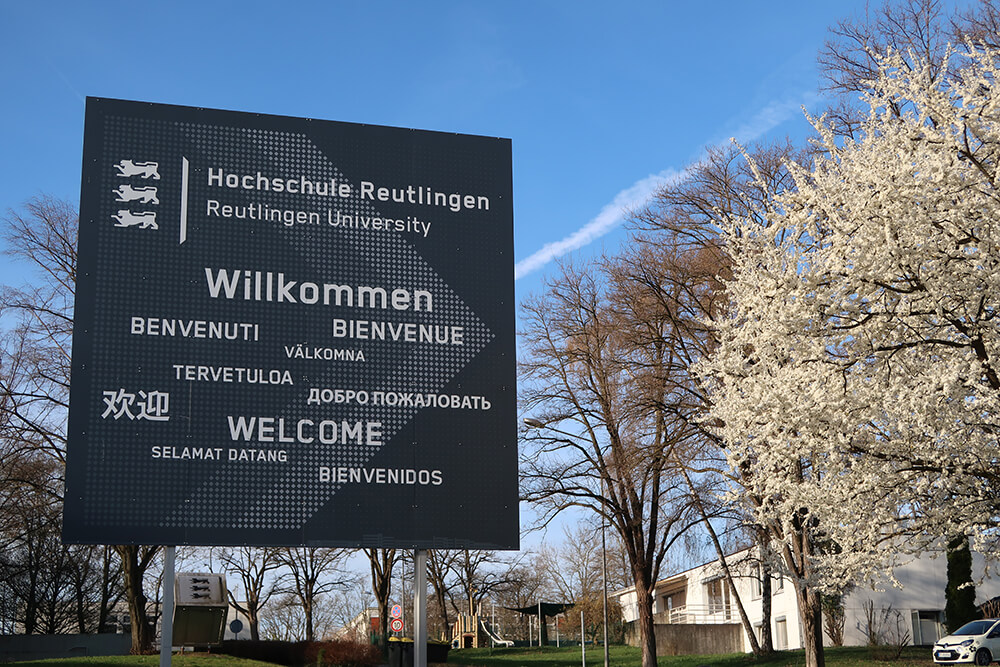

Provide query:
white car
left=934, top=619, right=1000, bottom=665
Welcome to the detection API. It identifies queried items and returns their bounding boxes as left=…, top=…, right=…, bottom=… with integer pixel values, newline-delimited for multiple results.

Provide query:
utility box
left=172, top=573, right=228, bottom=646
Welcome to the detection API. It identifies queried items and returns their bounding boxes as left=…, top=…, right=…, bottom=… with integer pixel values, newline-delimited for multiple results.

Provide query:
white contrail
left=513, top=168, right=684, bottom=280
left=514, top=90, right=818, bottom=281
left=714, top=91, right=821, bottom=148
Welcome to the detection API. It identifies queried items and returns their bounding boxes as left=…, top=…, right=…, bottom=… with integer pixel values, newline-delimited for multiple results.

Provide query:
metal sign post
left=538, top=600, right=543, bottom=647
left=414, top=549, right=427, bottom=667
left=160, top=546, right=176, bottom=667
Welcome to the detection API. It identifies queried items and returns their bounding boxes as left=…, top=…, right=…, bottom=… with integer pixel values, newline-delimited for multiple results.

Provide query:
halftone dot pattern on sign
left=136, top=121, right=497, bottom=529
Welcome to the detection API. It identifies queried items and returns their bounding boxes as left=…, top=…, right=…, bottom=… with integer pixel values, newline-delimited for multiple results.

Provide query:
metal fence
left=657, top=604, right=735, bottom=625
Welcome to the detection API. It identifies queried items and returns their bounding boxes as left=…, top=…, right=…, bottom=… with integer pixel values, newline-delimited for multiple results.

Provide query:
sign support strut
left=414, top=549, right=427, bottom=667
left=160, top=546, right=176, bottom=667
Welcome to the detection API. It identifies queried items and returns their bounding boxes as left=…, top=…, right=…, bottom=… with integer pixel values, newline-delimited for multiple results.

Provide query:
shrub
left=218, top=639, right=382, bottom=666
left=219, top=639, right=301, bottom=665
left=303, top=640, right=384, bottom=666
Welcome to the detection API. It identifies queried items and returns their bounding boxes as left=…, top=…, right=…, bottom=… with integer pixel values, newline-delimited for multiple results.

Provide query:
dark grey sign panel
left=64, top=98, right=517, bottom=549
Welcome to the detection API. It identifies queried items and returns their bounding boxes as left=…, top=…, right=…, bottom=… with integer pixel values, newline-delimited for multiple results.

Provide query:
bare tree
left=819, top=0, right=954, bottom=96
left=363, top=548, right=396, bottom=649
left=631, top=139, right=802, bottom=246
left=260, top=585, right=356, bottom=643
left=276, top=547, right=350, bottom=641
left=627, top=140, right=805, bottom=659
left=536, top=525, right=625, bottom=645
left=0, top=197, right=76, bottom=474
left=1, top=197, right=165, bottom=652
left=520, top=254, right=709, bottom=667
left=450, top=550, right=519, bottom=618
left=1, top=460, right=68, bottom=634
left=93, top=545, right=125, bottom=633
left=953, top=0, right=1000, bottom=48
left=218, top=546, right=283, bottom=641
left=818, top=0, right=1000, bottom=134
left=325, top=572, right=373, bottom=641
left=538, top=526, right=602, bottom=605
left=425, top=549, right=458, bottom=639
left=491, top=558, right=543, bottom=643
left=259, top=593, right=302, bottom=641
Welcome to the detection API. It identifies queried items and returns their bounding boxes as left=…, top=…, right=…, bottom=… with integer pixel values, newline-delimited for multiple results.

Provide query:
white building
left=613, top=547, right=1000, bottom=653
left=333, top=608, right=380, bottom=643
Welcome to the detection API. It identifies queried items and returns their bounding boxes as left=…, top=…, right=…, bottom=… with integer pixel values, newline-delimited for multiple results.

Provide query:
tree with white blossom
left=699, top=43, right=1000, bottom=667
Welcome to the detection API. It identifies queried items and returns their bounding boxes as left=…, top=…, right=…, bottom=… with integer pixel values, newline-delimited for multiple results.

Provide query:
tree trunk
left=682, top=463, right=762, bottom=656
left=426, top=550, right=452, bottom=640
left=98, top=545, right=119, bottom=633
left=229, top=595, right=263, bottom=641
left=74, top=562, right=88, bottom=633
left=248, top=601, right=261, bottom=641
left=365, top=548, right=395, bottom=650
left=303, top=597, right=314, bottom=642
left=377, top=597, right=389, bottom=647
left=759, top=557, right=774, bottom=653
left=433, top=584, right=450, bottom=638
left=116, top=546, right=156, bottom=654
left=635, top=583, right=657, bottom=667
left=795, top=583, right=825, bottom=667
left=24, top=563, right=38, bottom=635
left=123, top=567, right=153, bottom=652
left=777, top=466, right=823, bottom=667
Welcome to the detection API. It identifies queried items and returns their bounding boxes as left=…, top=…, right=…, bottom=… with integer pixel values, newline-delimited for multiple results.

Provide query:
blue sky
left=1, top=1, right=881, bottom=303
left=1, top=1, right=905, bottom=556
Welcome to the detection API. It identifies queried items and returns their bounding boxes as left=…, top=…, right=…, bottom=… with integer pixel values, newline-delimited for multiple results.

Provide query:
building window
left=913, top=610, right=943, bottom=645
left=751, top=564, right=763, bottom=600
left=704, top=578, right=731, bottom=618
left=775, top=617, right=788, bottom=650
left=659, top=594, right=672, bottom=616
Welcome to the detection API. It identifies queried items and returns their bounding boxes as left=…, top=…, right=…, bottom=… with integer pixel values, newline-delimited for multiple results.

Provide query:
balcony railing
left=656, top=604, right=734, bottom=624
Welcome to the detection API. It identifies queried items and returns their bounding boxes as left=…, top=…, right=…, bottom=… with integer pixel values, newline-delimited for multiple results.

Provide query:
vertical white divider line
left=180, top=158, right=189, bottom=244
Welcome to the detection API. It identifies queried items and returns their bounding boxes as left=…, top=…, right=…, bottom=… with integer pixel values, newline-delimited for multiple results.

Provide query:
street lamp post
left=523, top=418, right=610, bottom=667
left=600, top=478, right=609, bottom=667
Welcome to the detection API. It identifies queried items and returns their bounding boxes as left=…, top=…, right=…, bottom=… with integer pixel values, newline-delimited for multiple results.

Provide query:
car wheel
left=975, top=648, right=992, bottom=665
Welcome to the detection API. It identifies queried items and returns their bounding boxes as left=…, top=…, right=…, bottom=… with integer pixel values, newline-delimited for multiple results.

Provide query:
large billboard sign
left=64, top=98, right=517, bottom=549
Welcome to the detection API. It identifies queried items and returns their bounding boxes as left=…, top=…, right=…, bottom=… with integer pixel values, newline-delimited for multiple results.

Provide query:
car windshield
left=953, top=621, right=997, bottom=636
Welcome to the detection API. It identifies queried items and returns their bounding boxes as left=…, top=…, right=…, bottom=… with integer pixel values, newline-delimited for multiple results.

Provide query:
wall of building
left=0, top=634, right=131, bottom=662
left=223, top=604, right=254, bottom=641
left=624, top=621, right=744, bottom=655
left=695, top=555, right=803, bottom=652
left=841, top=549, right=1000, bottom=647
left=615, top=545, right=1000, bottom=654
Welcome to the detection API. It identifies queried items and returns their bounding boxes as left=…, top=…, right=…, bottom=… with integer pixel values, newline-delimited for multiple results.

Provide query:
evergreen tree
left=945, top=536, right=978, bottom=632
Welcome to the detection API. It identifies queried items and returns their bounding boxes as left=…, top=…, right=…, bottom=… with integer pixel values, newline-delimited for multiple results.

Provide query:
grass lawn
left=10, top=654, right=279, bottom=667
left=446, top=644, right=938, bottom=667
left=8, top=645, right=939, bottom=667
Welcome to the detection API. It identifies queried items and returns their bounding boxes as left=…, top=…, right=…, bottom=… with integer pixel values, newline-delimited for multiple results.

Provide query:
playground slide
left=479, top=619, right=514, bottom=647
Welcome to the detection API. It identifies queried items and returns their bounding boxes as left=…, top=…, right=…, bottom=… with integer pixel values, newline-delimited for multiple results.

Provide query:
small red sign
left=390, top=618, right=404, bottom=633
left=390, top=604, right=403, bottom=619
